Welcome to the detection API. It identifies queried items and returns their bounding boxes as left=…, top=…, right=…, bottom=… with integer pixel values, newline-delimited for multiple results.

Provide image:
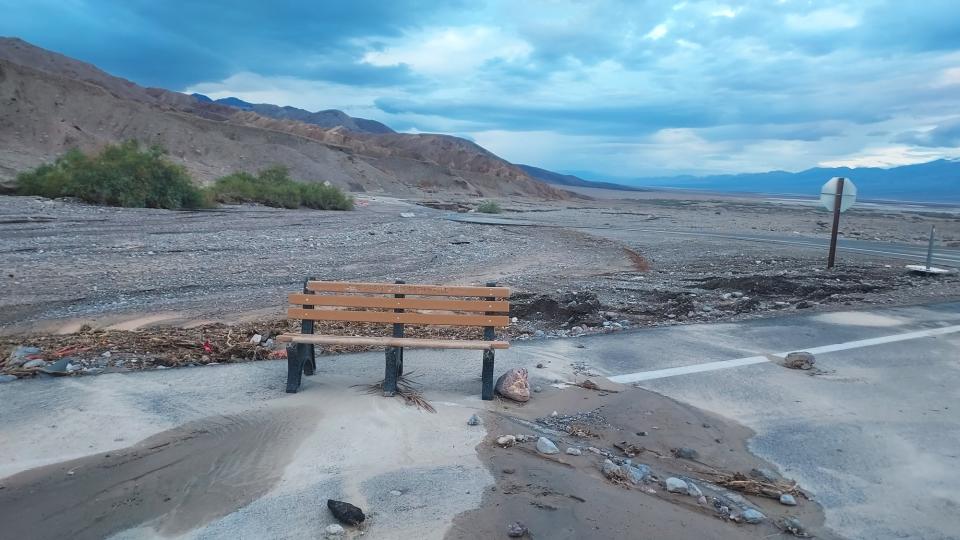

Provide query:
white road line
left=608, top=324, right=960, bottom=384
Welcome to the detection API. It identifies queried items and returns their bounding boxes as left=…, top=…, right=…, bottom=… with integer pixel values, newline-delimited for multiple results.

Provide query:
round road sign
left=820, top=177, right=857, bottom=212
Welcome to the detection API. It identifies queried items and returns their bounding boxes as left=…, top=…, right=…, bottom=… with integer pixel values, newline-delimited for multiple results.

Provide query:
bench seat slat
left=278, top=334, right=510, bottom=350
left=288, top=308, right=509, bottom=327
left=306, top=281, right=510, bottom=298
left=287, top=293, right=509, bottom=313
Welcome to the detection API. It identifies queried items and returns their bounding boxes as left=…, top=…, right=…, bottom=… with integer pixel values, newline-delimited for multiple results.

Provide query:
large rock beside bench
left=495, top=367, right=530, bottom=402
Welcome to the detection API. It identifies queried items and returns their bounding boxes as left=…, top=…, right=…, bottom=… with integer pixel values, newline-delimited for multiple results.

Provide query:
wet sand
left=447, top=383, right=837, bottom=539
left=0, top=407, right=315, bottom=540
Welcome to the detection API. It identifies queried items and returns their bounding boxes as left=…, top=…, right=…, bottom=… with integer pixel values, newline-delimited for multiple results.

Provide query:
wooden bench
left=278, top=279, right=510, bottom=399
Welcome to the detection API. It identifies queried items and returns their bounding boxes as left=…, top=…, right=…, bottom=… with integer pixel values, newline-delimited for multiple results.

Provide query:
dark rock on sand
left=327, top=499, right=365, bottom=525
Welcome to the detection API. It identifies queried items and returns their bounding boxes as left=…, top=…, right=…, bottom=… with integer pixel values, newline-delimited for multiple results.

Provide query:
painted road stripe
left=609, top=324, right=960, bottom=384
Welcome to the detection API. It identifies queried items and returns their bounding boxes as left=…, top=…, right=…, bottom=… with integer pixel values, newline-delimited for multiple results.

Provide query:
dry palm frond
left=623, top=247, right=651, bottom=272
left=355, top=371, right=437, bottom=413
left=697, top=470, right=807, bottom=500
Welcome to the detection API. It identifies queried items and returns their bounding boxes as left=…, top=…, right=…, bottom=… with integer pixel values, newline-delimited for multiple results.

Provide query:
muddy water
left=0, top=407, right=315, bottom=540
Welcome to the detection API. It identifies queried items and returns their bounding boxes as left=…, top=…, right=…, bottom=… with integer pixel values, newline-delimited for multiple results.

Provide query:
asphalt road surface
left=447, top=213, right=960, bottom=268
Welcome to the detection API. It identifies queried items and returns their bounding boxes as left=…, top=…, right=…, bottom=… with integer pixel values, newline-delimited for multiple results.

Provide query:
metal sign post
left=820, top=177, right=858, bottom=270
left=926, top=225, right=936, bottom=270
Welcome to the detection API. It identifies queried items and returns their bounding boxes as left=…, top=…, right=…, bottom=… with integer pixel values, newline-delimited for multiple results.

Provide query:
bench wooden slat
left=306, top=281, right=510, bottom=298
left=277, top=334, right=510, bottom=350
left=288, top=308, right=510, bottom=327
left=287, top=293, right=509, bottom=313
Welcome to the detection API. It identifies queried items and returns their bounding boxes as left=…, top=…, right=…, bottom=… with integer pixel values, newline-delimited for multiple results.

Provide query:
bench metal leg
left=286, top=344, right=307, bottom=393
left=481, top=349, right=495, bottom=400
left=384, top=346, right=400, bottom=397
left=397, top=347, right=404, bottom=377
left=303, top=349, right=316, bottom=376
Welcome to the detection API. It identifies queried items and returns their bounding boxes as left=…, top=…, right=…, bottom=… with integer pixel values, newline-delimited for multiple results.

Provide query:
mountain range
left=555, top=160, right=960, bottom=203
left=0, top=37, right=568, bottom=199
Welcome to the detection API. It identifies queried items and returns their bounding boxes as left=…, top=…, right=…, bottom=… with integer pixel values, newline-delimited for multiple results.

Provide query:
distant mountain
left=517, top=164, right=648, bottom=192
left=0, top=37, right=570, bottom=199
left=624, top=160, right=960, bottom=203
left=191, top=93, right=394, bottom=134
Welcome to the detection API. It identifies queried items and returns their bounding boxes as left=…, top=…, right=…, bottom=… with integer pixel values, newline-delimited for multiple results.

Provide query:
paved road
left=446, top=213, right=960, bottom=268
left=521, top=302, right=960, bottom=540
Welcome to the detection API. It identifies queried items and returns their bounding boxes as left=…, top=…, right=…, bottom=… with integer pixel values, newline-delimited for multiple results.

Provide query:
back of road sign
left=820, top=177, right=857, bottom=212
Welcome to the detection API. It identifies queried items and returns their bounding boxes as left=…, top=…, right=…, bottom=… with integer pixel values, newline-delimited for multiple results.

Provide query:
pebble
left=536, top=436, right=560, bottom=455
left=601, top=459, right=622, bottom=479
left=686, top=482, right=703, bottom=497
left=779, top=493, right=797, bottom=506
left=22, top=359, right=46, bottom=369
left=536, top=363, right=544, bottom=368
left=324, top=523, right=345, bottom=537
left=507, top=522, right=528, bottom=537
left=533, top=385, right=542, bottom=393
left=783, top=517, right=807, bottom=535
left=665, top=477, right=688, bottom=493
left=389, top=490, right=402, bottom=496
left=565, top=447, right=582, bottom=456
left=673, top=447, right=699, bottom=460
left=467, top=414, right=481, bottom=426
left=741, top=508, right=765, bottom=524
left=496, top=435, right=516, bottom=447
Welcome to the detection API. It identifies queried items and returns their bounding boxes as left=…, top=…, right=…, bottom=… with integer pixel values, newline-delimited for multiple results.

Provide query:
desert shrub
left=477, top=200, right=502, bottom=214
left=206, top=166, right=353, bottom=210
left=16, top=142, right=207, bottom=209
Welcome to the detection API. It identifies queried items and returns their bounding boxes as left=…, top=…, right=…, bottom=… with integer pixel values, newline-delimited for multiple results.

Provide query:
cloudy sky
left=3, top=0, right=960, bottom=178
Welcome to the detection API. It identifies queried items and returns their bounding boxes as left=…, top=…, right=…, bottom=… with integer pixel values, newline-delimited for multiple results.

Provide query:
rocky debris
left=665, top=477, right=688, bottom=493
left=622, top=462, right=653, bottom=484
left=781, top=517, right=809, bottom=537
left=536, top=408, right=607, bottom=435
left=22, top=359, right=46, bottom=369
left=496, top=435, right=517, bottom=447
left=536, top=437, right=560, bottom=455
left=510, top=291, right=603, bottom=325
left=779, top=493, right=797, bottom=506
left=40, top=357, right=75, bottom=375
left=324, top=523, right=345, bottom=538
left=740, top=508, right=766, bottom=524
left=495, top=368, right=530, bottom=402
left=0, top=374, right=17, bottom=383
left=327, top=499, right=365, bottom=526
left=673, top=447, right=699, bottom=460
left=467, top=414, right=481, bottom=426
left=507, top=521, right=528, bottom=537
left=565, top=447, right=582, bottom=456
left=601, top=459, right=626, bottom=481
left=686, top=481, right=703, bottom=498
left=784, top=351, right=816, bottom=370
left=6, top=346, right=40, bottom=367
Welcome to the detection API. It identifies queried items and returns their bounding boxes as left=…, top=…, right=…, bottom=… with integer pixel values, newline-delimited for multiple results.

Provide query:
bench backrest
left=288, top=281, right=511, bottom=329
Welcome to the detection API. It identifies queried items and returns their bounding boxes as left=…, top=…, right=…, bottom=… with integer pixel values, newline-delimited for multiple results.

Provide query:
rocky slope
left=192, top=93, right=394, bottom=134
left=0, top=37, right=569, bottom=199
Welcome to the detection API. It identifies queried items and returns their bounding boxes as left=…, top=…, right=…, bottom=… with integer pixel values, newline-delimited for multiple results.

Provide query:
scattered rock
left=7, top=346, right=40, bottom=367
left=686, top=482, right=703, bottom=497
left=601, top=459, right=625, bottom=480
left=673, top=447, right=699, bottom=460
left=249, top=333, right=262, bottom=344
left=497, top=435, right=516, bottom=447
left=536, top=437, right=560, bottom=455
left=399, top=212, right=415, bottom=218
left=665, top=477, right=688, bottom=493
left=389, top=490, right=402, bottom=496
left=324, top=523, right=345, bottom=537
left=40, top=358, right=73, bottom=376
left=780, top=493, right=797, bottom=506
left=502, top=468, right=516, bottom=474
left=784, top=351, right=815, bottom=370
left=0, top=374, right=18, bottom=383
left=327, top=499, right=365, bottom=526
left=533, top=385, right=542, bottom=393
left=507, top=521, right=528, bottom=537
left=623, top=463, right=652, bottom=484
left=22, top=359, right=46, bottom=369
left=467, top=414, right=481, bottom=426
left=782, top=517, right=807, bottom=536
left=536, top=363, right=544, bottom=368
left=495, top=368, right=530, bottom=402
left=741, top=508, right=765, bottom=524
left=565, top=447, right=582, bottom=456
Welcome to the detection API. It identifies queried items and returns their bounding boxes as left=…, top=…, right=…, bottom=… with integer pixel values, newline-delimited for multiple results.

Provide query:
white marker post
left=820, top=177, right=857, bottom=269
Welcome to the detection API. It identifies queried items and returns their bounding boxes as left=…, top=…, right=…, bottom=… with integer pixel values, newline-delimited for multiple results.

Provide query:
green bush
left=206, top=166, right=354, bottom=210
left=477, top=200, right=502, bottom=214
left=16, top=141, right=207, bottom=209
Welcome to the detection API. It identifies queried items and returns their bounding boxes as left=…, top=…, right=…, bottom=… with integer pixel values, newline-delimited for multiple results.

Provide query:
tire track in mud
left=0, top=407, right=316, bottom=540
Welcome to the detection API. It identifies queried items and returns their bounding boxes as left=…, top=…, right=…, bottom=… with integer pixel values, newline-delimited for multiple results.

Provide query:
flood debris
left=357, top=374, right=436, bottom=413
left=506, top=521, right=528, bottom=537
